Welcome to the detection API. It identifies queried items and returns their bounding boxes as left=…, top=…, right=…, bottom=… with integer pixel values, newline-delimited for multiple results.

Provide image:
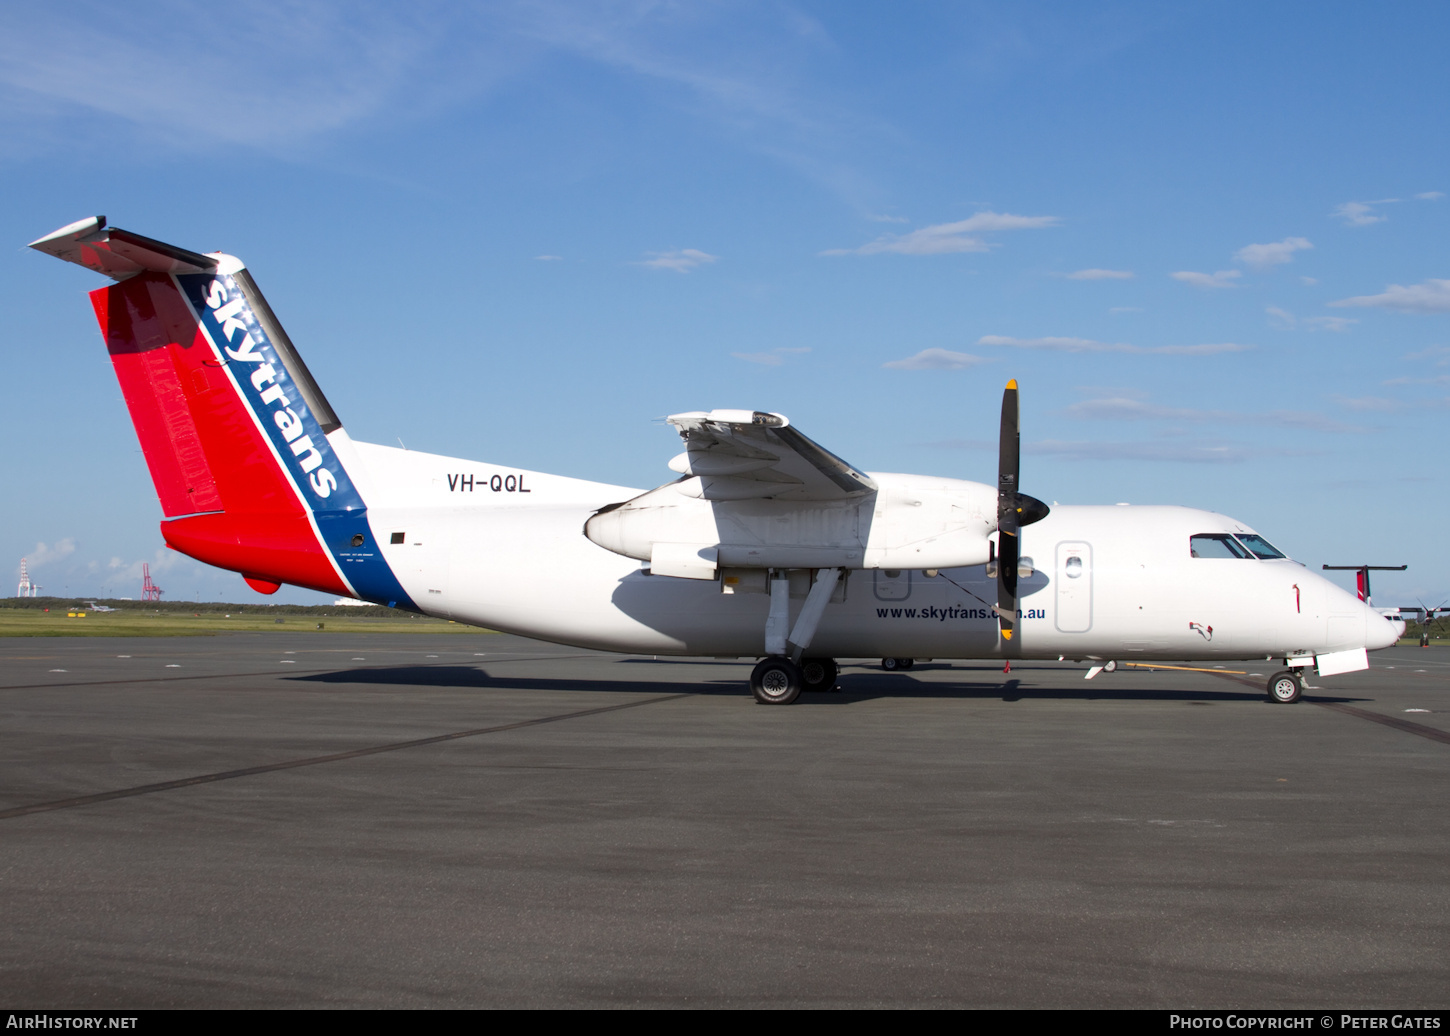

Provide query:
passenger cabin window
left=1189, top=534, right=1253, bottom=559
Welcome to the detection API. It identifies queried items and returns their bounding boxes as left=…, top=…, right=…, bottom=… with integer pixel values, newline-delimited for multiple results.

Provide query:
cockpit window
left=1190, top=534, right=1253, bottom=559
left=1235, top=534, right=1286, bottom=559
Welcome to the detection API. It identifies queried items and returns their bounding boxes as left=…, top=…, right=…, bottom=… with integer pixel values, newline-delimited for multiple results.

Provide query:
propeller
left=996, top=379, right=1050, bottom=642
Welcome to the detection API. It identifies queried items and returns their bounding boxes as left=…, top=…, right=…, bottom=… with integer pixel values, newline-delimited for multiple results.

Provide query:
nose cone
left=1365, top=604, right=1404, bottom=651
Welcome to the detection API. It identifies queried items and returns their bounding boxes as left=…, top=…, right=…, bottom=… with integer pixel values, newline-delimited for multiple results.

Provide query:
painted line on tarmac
left=1125, top=662, right=1247, bottom=675
left=0, top=693, right=690, bottom=822
left=1209, top=671, right=1450, bottom=746
left=1314, top=702, right=1450, bottom=746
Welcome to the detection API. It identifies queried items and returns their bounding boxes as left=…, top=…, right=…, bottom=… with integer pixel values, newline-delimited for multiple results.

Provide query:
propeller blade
left=994, top=380, right=1051, bottom=643
left=997, top=380, right=1020, bottom=640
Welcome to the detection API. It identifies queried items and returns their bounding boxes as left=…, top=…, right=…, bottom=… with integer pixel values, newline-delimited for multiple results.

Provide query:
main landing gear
left=801, top=657, right=839, bottom=691
left=750, top=656, right=839, bottom=704
left=880, top=657, right=914, bottom=671
left=750, top=568, right=846, bottom=704
left=1266, top=669, right=1304, bottom=704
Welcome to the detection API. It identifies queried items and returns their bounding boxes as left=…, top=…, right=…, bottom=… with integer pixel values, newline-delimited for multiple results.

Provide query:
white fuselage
left=338, top=437, right=1399, bottom=663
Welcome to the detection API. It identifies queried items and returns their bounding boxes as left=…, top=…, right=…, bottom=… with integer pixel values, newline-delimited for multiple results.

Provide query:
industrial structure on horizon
left=141, top=563, right=163, bottom=602
left=16, top=558, right=40, bottom=597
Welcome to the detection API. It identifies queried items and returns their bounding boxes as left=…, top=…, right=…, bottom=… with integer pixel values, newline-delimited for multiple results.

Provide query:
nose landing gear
left=1267, top=669, right=1304, bottom=704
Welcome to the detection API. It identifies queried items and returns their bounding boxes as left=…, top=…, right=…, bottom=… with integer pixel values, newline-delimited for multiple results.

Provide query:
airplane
left=30, top=216, right=1404, bottom=705
left=1386, top=605, right=1447, bottom=648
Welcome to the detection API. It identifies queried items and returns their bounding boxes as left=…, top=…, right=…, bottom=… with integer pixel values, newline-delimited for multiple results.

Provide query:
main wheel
left=1267, top=670, right=1302, bottom=704
left=1103, top=659, right=1118, bottom=673
left=751, top=657, right=803, bottom=705
left=881, top=657, right=899, bottom=671
left=800, top=657, right=839, bottom=692
left=901, top=658, right=915, bottom=670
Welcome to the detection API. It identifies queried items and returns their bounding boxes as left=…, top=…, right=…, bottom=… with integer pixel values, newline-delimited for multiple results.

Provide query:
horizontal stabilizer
left=29, top=216, right=217, bottom=280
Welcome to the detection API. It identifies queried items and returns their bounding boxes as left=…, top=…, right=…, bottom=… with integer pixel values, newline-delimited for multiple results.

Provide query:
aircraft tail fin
left=30, top=217, right=415, bottom=607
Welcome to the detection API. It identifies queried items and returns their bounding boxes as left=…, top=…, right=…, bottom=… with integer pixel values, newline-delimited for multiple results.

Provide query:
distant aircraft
left=1387, top=605, right=1447, bottom=648
left=82, top=602, right=116, bottom=612
left=31, top=217, right=1402, bottom=704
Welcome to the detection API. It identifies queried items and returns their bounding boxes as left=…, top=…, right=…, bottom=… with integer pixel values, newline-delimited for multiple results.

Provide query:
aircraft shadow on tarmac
left=289, top=665, right=739, bottom=696
left=288, top=664, right=1367, bottom=705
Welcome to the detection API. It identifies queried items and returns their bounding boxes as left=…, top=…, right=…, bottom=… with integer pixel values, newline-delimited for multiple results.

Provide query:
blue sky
left=2, top=1, right=1446, bottom=607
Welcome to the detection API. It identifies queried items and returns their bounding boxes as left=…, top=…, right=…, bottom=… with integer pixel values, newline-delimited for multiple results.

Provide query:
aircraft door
left=1055, top=541, right=1092, bottom=633
left=396, top=524, right=453, bottom=617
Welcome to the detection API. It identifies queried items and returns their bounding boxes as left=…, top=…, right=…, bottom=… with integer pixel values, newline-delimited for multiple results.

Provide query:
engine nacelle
left=585, top=472, right=997, bottom=578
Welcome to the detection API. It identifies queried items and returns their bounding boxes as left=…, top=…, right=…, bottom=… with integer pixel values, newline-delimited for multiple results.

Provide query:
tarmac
left=0, top=633, right=1446, bottom=1008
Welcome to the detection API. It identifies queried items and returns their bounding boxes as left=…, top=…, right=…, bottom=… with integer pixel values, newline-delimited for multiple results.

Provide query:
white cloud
left=978, top=335, right=1251, bottom=356
left=0, top=2, right=898, bottom=210
left=534, top=254, right=563, bottom=261
left=979, top=335, right=1115, bottom=353
left=1304, top=316, right=1356, bottom=332
left=1065, top=396, right=1368, bottom=433
left=1335, top=396, right=1404, bottom=413
left=1024, top=440, right=1300, bottom=464
left=639, top=248, right=717, bottom=273
left=1403, top=346, right=1450, bottom=365
left=1332, top=200, right=1399, bottom=226
left=1171, top=270, right=1241, bottom=289
left=1301, top=276, right=1319, bottom=286
left=1336, top=394, right=1450, bottom=412
left=821, top=212, right=1058, bottom=256
left=1416, top=192, right=1444, bottom=201
left=866, top=213, right=909, bottom=223
left=1066, top=268, right=1133, bottom=280
left=733, top=347, right=810, bottom=366
left=1235, top=237, right=1312, bottom=269
left=1330, top=280, right=1450, bottom=315
left=24, top=538, right=76, bottom=569
left=883, top=348, right=991, bottom=370
left=1383, top=375, right=1450, bottom=386
left=0, top=7, right=471, bottom=153
left=1266, top=307, right=1355, bottom=332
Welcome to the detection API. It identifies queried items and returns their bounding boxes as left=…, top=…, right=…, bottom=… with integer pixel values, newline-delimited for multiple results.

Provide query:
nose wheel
left=1267, top=670, right=1303, bottom=704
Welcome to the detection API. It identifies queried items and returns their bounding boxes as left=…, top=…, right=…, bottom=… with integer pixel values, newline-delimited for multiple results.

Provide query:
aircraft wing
left=664, top=410, right=876, bottom=502
left=1388, top=606, right=1448, bottom=620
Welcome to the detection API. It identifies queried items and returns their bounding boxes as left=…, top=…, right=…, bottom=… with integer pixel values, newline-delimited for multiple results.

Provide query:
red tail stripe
left=92, top=272, right=348, bottom=596
left=93, top=275, right=222, bottom=516
left=163, top=513, right=348, bottom=597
